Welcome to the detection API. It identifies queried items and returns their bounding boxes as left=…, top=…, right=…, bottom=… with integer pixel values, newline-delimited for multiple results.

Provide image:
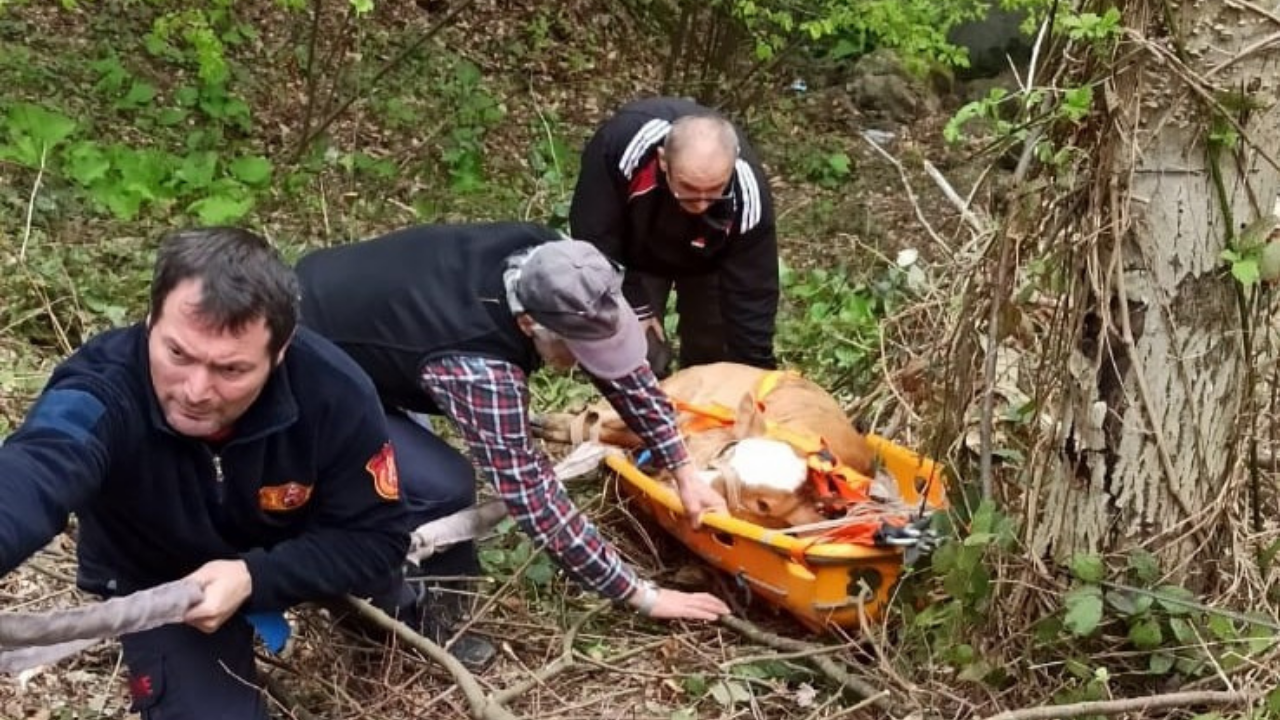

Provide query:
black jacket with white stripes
left=569, top=97, right=778, bottom=369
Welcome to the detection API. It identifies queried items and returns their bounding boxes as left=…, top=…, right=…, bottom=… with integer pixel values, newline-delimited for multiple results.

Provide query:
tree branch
left=717, top=615, right=904, bottom=716
left=977, top=690, right=1259, bottom=720
left=344, top=596, right=520, bottom=720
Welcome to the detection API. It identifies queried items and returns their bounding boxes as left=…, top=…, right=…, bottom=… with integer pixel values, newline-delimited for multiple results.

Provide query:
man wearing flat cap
left=296, top=223, right=730, bottom=668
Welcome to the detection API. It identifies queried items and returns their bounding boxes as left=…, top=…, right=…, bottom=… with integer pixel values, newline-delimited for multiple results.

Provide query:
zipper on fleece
left=211, top=452, right=226, bottom=505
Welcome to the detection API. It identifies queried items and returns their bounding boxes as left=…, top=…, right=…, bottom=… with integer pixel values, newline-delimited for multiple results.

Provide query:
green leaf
left=970, top=499, right=998, bottom=534
left=1064, top=657, right=1092, bottom=679
left=1064, top=586, right=1104, bottom=636
left=175, top=85, right=200, bottom=107
left=1168, top=616, right=1195, bottom=643
left=525, top=557, right=554, bottom=586
left=175, top=151, right=219, bottom=190
left=826, top=151, right=851, bottom=177
left=930, top=541, right=957, bottom=573
left=117, top=81, right=157, bottom=109
left=1032, top=616, right=1063, bottom=644
left=1128, top=618, right=1163, bottom=649
left=1148, top=651, right=1175, bottom=674
left=709, top=680, right=750, bottom=706
left=90, top=182, right=145, bottom=220
left=188, top=194, right=253, bottom=225
left=1126, top=550, right=1161, bottom=584
left=957, top=659, right=992, bottom=683
left=1231, top=257, right=1260, bottom=286
left=1105, top=590, right=1142, bottom=617
left=349, top=0, right=374, bottom=15
left=963, top=531, right=995, bottom=547
left=682, top=674, right=708, bottom=696
left=64, top=142, right=111, bottom=186
left=228, top=156, right=272, bottom=186
left=1154, top=585, right=1197, bottom=615
left=1266, top=686, right=1280, bottom=714
left=7, top=103, right=77, bottom=150
left=1206, top=614, right=1237, bottom=641
left=947, top=644, right=976, bottom=667
left=156, top=108, right=189, bottom=126
left=1070, top=553, right=1106, bottom=583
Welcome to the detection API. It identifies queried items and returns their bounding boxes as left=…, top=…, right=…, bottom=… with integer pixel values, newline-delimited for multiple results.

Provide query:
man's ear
left=515, top=313, right=536, bottom=338
left=656, top=145, right=667, bottom=172
left=274, top=329, right=297, bottom=367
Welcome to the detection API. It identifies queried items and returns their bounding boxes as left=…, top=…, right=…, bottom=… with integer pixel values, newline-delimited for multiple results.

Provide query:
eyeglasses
left=669, top=186, right=735, bottom=205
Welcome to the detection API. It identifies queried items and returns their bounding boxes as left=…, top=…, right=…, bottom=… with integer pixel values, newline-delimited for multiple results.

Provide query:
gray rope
left=0, top=579, right=203, bottom=672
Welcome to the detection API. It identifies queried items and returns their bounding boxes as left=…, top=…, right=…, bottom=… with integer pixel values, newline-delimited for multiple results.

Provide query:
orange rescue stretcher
left=606, top=435, right=948, bottom=633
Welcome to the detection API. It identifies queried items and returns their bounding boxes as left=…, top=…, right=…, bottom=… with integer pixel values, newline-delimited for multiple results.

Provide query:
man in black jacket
left=570, top=96, right=779, bottom=377
left=0, top=228, right=411, bottom=718
left=297, top=223, right=730, bottom=660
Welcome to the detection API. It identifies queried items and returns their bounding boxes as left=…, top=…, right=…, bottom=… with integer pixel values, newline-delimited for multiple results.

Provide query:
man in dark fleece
left=0, top=228, right=413, bottom=719
left=296, top=222, right=731, bottom=665
left=570, top=96, right=779, bottom=377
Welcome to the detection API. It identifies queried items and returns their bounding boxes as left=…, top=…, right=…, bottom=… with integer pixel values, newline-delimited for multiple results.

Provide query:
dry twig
left=977, top=689, right=1260, bottom=720
left=344, top=596, right=520, bottom=720
left=717, top=615, right=904, bottom=717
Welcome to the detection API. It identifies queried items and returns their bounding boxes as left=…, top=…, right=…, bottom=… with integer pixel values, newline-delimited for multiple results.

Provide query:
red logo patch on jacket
left=365, top=442, right=400, bottom=501
left=259, top=482, right=314, bottom=512
left=129, top=674, right=154, bottom=702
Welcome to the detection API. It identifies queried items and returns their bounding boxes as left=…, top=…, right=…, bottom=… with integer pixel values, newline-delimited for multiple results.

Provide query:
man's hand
left=640, top=316, right=666, bottom=342
left=634, top=584, right=730, bottom=621
left=183, top=559, right=253, bottom=633
left=672, top=463, right=727, bottom=528
left=641, top=317, right=673, bottom=379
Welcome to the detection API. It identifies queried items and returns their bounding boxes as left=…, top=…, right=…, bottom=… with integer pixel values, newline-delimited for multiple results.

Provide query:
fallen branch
left=20, top=142, right=48, bottom=262
left=923, top=159, right=991, bottom=236
left=858, top=131, right=952, bottom=257
left=717, top=615, right=904, bottom=716
left=491, top=604, right=606, bottom=705
left=978, top=690, right=1259, bottom=720
left=344, top=596, right=520, bottom=720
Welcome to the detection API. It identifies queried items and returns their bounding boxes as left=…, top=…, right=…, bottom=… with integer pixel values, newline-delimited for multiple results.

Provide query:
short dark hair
left=149, top=227, right=299, bottom=357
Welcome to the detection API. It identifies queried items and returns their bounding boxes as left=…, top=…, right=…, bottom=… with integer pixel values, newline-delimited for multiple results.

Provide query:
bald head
left=665, top=114, right=738, bottom=169
left=660, top=114, right=739, bottom=213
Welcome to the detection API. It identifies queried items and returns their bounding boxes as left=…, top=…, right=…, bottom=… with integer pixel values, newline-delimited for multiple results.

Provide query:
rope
left=0, top=579, right=203, bottom=673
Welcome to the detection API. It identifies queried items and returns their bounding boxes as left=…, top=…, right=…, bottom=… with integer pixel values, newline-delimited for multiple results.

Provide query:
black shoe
left=407, top=591, right=497, bottom=671
left=326, top=589, right=496, bottom=670
left=417, top=607, right=501, bottom=671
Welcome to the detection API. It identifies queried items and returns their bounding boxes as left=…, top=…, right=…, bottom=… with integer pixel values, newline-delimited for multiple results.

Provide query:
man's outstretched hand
left=183, top=559, right=253, bottom=633
left=643, top=586, right=731, bottom=621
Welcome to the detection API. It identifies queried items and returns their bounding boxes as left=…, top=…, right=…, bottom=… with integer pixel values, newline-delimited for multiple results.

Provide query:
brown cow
left=536, top=363, right=876, bottom=529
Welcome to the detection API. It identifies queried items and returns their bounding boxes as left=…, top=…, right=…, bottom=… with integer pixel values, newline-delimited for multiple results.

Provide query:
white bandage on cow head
left=724, top=438, right=807, bottom=492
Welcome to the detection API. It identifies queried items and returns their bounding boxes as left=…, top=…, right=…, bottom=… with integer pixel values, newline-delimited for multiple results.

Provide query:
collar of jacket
left=134, top=323, right=300, bottom=445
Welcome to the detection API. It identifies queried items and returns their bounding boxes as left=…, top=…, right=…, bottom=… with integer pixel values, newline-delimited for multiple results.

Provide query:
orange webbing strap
left=672, top=399, right=737, bottom=434
left=788, top=513, right=909, bottom=564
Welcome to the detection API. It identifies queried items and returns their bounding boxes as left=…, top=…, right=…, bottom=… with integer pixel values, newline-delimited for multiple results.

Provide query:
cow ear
left=716, top=461, right=743, bottom=511
left=732, top=392, right=767, bottom=439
